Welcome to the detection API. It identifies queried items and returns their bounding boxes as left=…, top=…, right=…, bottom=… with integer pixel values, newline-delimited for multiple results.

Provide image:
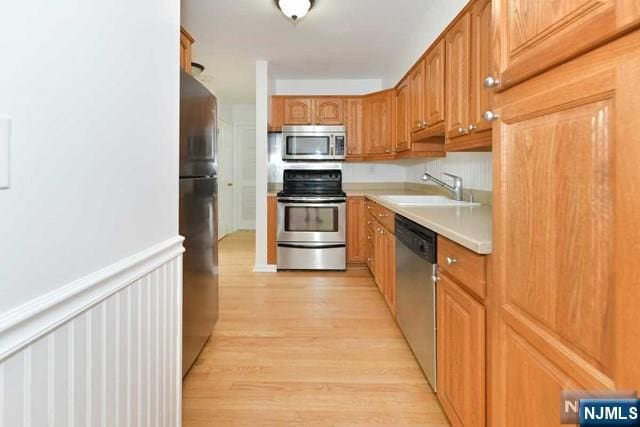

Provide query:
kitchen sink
left=380, top=195, right=480, bottom=207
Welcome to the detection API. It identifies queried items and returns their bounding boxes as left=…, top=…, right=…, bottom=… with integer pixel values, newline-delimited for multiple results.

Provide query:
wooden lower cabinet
left=437, top=272, right=485, bottom=427
left=364, top=198, right=396, bottom=315
left=346, top=197, right=366, bottom=263
left=490, top=32, right=640, bottom=425
left=267, top=196, right=277, bottom=265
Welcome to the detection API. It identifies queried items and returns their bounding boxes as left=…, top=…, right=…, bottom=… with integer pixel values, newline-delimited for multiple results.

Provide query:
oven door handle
left=278, top=243, right=346, bottom=250
left=278, top=197, right=346, bottom=204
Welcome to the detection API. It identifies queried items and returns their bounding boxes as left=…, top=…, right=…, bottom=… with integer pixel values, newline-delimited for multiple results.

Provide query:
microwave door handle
left=330, top=135, right=335, bottom=157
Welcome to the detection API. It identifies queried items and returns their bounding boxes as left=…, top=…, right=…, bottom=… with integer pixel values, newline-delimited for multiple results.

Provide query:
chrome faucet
left=422, top=172, right=464, bottom=201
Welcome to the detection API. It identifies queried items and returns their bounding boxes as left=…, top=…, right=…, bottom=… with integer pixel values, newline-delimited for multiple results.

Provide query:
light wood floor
left=182, top=231, right=448, bottom=426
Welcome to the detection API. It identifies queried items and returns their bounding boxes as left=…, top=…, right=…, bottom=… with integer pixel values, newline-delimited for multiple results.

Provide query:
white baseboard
left=253, top=264, right=277, bottom=273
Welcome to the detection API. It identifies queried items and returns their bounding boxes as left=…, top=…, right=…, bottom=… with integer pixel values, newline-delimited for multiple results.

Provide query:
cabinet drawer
left=365, top=199, right=395, bottom=233
left=437, top=236, right=486, bottom=299
left=375, top=205, right=395, bottom=234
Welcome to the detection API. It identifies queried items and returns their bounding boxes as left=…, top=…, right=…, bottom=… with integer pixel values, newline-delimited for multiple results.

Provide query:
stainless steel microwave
left=281, top=125, right=346, bottom=161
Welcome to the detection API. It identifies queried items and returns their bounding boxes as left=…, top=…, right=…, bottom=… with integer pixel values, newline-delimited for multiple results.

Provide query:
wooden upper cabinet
left=490, top=33, right=640, bottom=425
left=346, top=197, right=366, bottom=263
left=314, top=98, right=344, bottom=125
left=409, top=59, right=426, bottom=134
left=493, top=0, right=640, bottom=90
left=283, top=98, right=313, bottom=125
left=363, top=90, right=394, bottom=156
left=445, top=12, right=471, bottom=140
left=345, top=98, right=363, bottom=157
left=180, top=27, right=194, bottom=74
left=395, top=79, right=410, bottom=152
left=470, top=0, right=493, bottom=134
left=424, top=39, right=446, bottom=128
left=437, top=273, right=485, bottom=427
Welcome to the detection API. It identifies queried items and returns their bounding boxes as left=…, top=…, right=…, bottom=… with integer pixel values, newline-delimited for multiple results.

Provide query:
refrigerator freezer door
left=180, top=176, right=219, bottom=376
left=180, top=70, right=217, bottom=178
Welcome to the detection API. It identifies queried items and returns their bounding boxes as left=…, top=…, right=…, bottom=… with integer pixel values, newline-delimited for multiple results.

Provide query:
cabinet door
left=437, top=273, right=485, bottom=427
left=425, top=39, right=446, bottom=127
left=345, top=98, right=363, bottom=157
left=373, top=223, right=384, bottom=292
left=314, top=98, right=344, bottom=125
left=470, top=0, right=493, bottom=134
left=490, top=34, right=640, bottom=425
left=346, top=197, right=366, bottom=263
left=493, top=0, right=640, bottom=90
left=445, top=13, right=471, bottom=140
left=283, top=98, right=313, bottom=125
left=383, top=230, right=396, bottom=315
left=395, top=79, right=410, bottom=152
left=267, top=196, right=277, bottom=265
left=364, top=91, right=393, bottom=155
left=180, top=27, right=194, bottom=74
left=409, top=59, right=426, bottom=134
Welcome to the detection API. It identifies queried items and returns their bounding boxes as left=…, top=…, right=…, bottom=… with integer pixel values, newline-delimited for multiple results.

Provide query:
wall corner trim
left=0, top=236, right=185, bottom=362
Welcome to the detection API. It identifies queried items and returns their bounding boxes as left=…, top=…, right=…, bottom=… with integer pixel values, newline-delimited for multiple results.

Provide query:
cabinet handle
left=379, top=229, right=385, bottom=235
left=378, top=213, right=388, bottom=218
left=457, top=127, right=468, bottom=134
left=467, top=124, right=477, bottom=132
left=367, top=220, right=372, bottom=225
left=367, top=236, right=372, bottom=240
left=423, top=120, right=429, bottom=128
left=367, top=257, right=373, bottom=262
left=483, top=111, right=499, bottom=122
left=445, top=256, right=457, bottom=265
left=385, top=148, right=390, bottom=153
left=483, top=76, right=500, bottom=89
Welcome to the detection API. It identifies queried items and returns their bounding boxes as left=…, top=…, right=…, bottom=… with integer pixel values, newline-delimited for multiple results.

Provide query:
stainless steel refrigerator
left=180, top=70, right=219, bottom=376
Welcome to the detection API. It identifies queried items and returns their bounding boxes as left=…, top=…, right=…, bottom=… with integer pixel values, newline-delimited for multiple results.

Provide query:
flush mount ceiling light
left=275, top=0, right=315, bottom=21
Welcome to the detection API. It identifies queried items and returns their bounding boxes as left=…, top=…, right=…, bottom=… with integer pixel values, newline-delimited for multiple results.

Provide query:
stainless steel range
left=277, top=169, right=346, bottom=270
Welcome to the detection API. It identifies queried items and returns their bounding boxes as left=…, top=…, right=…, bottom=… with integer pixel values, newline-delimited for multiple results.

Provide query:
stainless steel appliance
left=395, top=215, right=438, bottom=390
left=277, top=169, right=346, bottom=270
left=281, top=125, right=346, bottom=161
left=180, top=70, right=219, bottom=376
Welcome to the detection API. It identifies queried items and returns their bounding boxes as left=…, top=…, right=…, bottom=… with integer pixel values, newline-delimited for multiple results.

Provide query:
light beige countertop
left=363, top=192, right=493, bottom=255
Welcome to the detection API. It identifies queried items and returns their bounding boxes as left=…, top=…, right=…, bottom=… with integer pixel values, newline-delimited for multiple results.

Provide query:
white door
left=233, top=123, right=257, bottom=230
left=217, top=118, right=234, bottom=239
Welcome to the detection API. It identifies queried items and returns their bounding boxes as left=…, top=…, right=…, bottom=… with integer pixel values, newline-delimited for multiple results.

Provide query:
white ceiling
left=181, top=0, right=443, bottom=104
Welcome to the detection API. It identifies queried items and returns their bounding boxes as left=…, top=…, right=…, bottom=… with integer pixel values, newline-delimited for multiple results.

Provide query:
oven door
left=282, top=132, right=335, bottom=161
left=277, top=199, right=346, bottom=243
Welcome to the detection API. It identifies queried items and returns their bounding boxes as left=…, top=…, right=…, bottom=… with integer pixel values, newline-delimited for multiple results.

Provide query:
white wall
left=274, top=79, right=384, bottom=95
left=385, top=0, right=468, bottom=86
left=405, top=153, right=493, bottom=191
left=0, top=0, right=179, bottom=314
left=254, top=61, right=271, bottom=272
left=0, top=0, right=182, bottom=425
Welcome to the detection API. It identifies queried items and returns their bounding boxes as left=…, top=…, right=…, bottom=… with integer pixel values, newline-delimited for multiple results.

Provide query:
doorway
left=217, top=118, right=234, bottom=239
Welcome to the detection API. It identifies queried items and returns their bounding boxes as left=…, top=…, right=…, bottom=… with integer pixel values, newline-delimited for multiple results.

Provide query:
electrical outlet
left=0, top=116, right=10, bottom=189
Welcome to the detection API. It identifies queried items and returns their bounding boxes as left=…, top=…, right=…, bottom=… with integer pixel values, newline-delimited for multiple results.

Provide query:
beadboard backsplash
left=405, top=153, right=493, bottom=191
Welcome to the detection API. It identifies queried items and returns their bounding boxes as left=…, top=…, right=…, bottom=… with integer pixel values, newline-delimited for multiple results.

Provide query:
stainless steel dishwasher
left=395, top=215, right=437, bottom=391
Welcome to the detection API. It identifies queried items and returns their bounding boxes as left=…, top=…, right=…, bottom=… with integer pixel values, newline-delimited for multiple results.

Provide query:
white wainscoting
left=0, top=237, right=184, bottom=427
